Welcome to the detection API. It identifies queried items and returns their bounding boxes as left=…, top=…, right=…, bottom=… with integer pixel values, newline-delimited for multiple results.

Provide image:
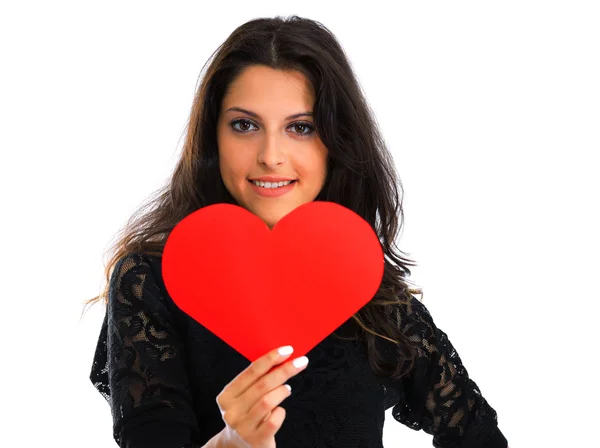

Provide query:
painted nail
left=278, top=346, right=294, bottom=356
left=292, top=356, right=309, bottom=368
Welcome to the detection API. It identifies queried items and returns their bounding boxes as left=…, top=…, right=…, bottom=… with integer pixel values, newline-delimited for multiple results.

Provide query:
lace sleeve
left=89, top=253, right=199, bottom=447
left=390, top=298, right=508, bottom=448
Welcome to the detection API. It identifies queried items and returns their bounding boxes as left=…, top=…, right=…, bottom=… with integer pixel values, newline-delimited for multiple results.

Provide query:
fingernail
left=284, top=384, right=292, bottom=392
left=278, top=346, right=294, bottom=356
left=292, top=356, right=309, bottom=368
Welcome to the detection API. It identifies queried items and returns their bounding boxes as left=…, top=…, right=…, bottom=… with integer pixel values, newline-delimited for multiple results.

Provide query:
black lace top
left=90, top=253, right=508, bottom=448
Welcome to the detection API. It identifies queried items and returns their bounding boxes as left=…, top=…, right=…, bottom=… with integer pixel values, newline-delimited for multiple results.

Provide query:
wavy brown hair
left=86, top=15, right=424, bottom=380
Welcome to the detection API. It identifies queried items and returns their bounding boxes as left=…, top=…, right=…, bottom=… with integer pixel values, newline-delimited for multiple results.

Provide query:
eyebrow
left=225, top=107, right=313, bottom=120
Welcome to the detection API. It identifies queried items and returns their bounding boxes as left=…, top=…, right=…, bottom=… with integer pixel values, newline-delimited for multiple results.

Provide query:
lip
left=248, top=179, right=296, bottom=198
left=249, top=176, right=296, bottom=182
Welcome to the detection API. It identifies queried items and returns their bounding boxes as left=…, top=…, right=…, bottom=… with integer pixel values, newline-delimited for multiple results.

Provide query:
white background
left=1, top=1, right=598, bottom=446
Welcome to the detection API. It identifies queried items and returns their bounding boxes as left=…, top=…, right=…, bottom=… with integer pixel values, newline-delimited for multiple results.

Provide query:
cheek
left=299, top=154, right=327, bottom=191
left=217, top=135, right=236, bottom=173
left=316, top=150, right=328, bottom=182
left=219, top=148, right=252, bottom=189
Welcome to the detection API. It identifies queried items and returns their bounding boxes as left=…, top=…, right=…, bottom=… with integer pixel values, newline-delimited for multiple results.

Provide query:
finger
left=243, top=384, right=292, bottom=430
left=217, top=346, right=294, bottom=409
left=236, top=355, right=308, bottom=416
left=256, top=406, right=286, bottom=441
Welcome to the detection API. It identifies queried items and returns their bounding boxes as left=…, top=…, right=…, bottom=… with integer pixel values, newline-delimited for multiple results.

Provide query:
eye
left=229, top=119, right=315, bottom=137
left=288, top=122, right=315, bottom=136
left=230, top=119, right=258, bottom=133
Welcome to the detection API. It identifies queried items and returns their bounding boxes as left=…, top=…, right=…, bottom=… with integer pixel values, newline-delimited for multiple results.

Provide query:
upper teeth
left=252, top=180, right=293, bottom=188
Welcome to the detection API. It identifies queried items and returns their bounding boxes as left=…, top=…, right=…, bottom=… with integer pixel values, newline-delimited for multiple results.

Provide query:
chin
left=248, top=200, right=310, bottom=230
left=260, top=215, right=282, bottom=230
left=255, top=209, right=289, bottom=230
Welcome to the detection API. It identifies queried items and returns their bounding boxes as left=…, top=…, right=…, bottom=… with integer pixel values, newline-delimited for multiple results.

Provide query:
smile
left=250, top=180, right=296, bottom=189
left=248, top=179, right=297, bottom=198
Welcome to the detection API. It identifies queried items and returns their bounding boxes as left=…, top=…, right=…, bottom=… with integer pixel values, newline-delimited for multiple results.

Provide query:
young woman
left=88, top=15, right=508, bottom=448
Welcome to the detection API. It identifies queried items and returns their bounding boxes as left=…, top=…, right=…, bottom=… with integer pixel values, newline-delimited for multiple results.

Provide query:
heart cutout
left=162, top=201, right=383, bottom=362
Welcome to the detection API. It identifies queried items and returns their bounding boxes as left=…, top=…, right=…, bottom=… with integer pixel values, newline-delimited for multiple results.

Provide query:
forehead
left=223, top=65, right=314, bottom=107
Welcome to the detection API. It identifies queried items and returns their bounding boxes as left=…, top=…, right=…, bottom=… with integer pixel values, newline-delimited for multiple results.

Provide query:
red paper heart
left=162, top=201, right=383, bottom=362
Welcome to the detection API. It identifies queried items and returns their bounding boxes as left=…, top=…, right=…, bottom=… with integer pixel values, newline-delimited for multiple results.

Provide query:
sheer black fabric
left=90, top=253, right=507, bottom=447
left=386, top=297, right=506, bottom=447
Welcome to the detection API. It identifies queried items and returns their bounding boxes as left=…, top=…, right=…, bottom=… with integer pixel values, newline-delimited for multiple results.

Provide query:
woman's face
left=217, top=65, right=328, bottom=229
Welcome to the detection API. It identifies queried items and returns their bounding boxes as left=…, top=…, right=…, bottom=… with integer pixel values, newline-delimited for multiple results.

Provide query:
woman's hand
left=213, top=345, right=309, bottom=448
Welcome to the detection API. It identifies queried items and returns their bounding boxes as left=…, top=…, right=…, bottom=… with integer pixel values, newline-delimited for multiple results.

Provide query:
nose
left=257, top=133, right=285, bottom=168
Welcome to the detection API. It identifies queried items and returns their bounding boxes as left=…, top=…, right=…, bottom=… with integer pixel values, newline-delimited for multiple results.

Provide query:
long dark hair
left=86, top=15, right=424, bottom=380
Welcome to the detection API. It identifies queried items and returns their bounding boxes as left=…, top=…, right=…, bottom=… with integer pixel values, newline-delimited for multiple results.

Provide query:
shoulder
left=112, top=252, right=162, bottom=278
left=110, top=252, right=164, bottom=291
left=389, top=295, right=441, bottom=358
left=108, top=252, right=171, bottom=311
left=391, top=294, right=434, bottom=330
left=107, top=251, right=190, bottom=336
